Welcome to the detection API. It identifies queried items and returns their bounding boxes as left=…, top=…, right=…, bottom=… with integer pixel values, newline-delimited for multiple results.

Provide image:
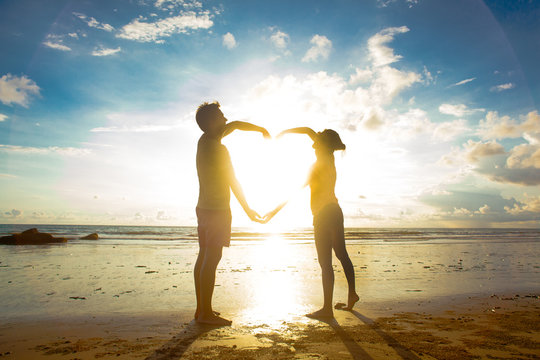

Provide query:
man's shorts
left=196, top=207, right=232, bottom=248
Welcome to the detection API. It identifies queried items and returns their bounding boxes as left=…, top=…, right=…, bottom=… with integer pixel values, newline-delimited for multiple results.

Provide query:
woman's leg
left=333, top=240, right=359, bottom=309
left=307, top=221, right=335, bottom=318
left=317, top=232, right=335, bottom=311
left=332, top=207, right=359, bottom=310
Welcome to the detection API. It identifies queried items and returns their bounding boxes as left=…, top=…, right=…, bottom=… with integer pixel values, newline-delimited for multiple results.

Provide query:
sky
left=0, top=0, right=539, bottom=228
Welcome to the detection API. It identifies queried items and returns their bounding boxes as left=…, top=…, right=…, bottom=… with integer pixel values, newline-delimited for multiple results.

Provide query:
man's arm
left=230, top=174, right=263, bottom=223
left=277, top=127, right=318, bottom=141
left=223, top=121, right=270, bottom=139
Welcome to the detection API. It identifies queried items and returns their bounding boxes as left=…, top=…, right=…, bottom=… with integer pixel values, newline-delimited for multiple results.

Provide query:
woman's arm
left=277, top=127, right=317, bottom=141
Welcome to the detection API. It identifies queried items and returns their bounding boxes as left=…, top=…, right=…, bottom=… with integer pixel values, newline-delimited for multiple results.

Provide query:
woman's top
left=308, top=154, right=339, bottom=216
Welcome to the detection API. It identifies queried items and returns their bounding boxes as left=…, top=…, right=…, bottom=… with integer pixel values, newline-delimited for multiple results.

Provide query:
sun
left=225, top=134, right=315, bottom=227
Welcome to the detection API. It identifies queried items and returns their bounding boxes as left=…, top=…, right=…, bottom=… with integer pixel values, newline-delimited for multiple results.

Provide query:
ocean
left=1, top=224, right=539, bottom=245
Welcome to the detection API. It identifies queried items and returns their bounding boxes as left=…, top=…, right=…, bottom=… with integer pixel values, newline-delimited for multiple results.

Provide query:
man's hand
left=246, top=208, right=265, bottom=223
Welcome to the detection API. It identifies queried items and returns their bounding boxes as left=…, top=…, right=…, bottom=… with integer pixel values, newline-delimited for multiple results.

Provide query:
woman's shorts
left=313, top=203, right=344, bottom=244
left=196, top=207, right=232, bottom=248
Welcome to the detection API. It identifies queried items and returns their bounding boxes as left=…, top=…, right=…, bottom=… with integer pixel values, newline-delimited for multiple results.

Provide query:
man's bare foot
left=334, top=293, right=360, bottom=311
left=196, top=313, right=232, bottom=326
left=306, top=308, right=334, bottom=319
left=194, top=309, right=220, bottom=319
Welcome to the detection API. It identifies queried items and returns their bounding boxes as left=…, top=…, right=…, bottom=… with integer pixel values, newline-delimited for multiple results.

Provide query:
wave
left=1, top=225, right=539, bottom=244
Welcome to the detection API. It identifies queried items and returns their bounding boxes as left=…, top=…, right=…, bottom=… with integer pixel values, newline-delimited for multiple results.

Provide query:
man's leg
left=193, top=246, right=206, bottom=319
left=197, top=246, right=231, bottom=325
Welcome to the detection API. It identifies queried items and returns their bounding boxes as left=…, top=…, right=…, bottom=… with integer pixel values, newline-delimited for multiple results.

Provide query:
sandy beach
left=1, top=232, right=539, bottom=359
left=1, top=293, right=539, bottom=359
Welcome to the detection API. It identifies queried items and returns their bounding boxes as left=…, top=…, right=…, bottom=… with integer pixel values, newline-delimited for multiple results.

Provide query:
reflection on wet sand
left=235, top=236, right=312, bottom=328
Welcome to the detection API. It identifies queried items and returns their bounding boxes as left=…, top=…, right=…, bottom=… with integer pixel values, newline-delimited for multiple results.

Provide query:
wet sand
left=0, top=294, right=539, bottom=359
left=0, top=238, right=539, bottom=358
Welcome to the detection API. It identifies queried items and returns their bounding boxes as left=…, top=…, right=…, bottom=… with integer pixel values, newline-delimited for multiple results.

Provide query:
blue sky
left=1, top=0, right=539, bottom=227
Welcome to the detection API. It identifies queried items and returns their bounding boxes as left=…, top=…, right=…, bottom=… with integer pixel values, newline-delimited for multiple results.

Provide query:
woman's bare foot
left=334, top=302, right=347, bottom=310
left=196, top=313, right=232, bottom=326
left=306, top=308, right=334, bottom=319
left=335, top=293, right=360, bottom=311
left=347, top=293, right=360, bottom=310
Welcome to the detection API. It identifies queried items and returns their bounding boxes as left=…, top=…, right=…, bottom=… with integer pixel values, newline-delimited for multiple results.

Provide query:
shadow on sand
left=350, top=310, right=421, bottom=359
left=145, top=311, right=420, bottom=360
left=315, top=310, right=421, bottom=360
left=145, top=320, right=223, bottom=360
left=316, top=316, right=375, bottom=360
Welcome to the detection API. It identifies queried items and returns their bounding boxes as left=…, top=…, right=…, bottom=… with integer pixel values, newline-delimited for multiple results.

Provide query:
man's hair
left=196, top=101, right=221, bottom=133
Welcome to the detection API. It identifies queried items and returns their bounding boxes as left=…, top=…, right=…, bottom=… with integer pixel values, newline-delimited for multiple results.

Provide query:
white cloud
left=92, top=46, right=122, bottom=56
left=439, top=103, right=484, bottom=117
left=463, top=139, right=506, bottom=162
left=156, top=210, right=173, bottom=220
left=302, top=34, right=332, bottom=63
left=155, top=0, right=202, bottom=9
left=476, top=204, right=491, bottom=214
left=43, top=41, right=72, bottom=51
left=0, top=144, right=91, bottom=157
left=432, top=119, right=470, bottom=141
left=116, top=11, right=213, bottom=43
left=0, top=114, right=7, bottom=122
left=453, top=207, right=472, bottom=216
left=377, top=0, right=419, bottom=8
left=4, top=209, right=22, bottom=218
left=422, top=66, right=434, bottom=85
left=0, top=73, right=40, bottom=107
left=505, top=195, right=540, bottom=214
left=490, top=82, right=515, bottom=92
left=370, top=65, right=421, bottom=105
left=450, top=77, right=476, bottom=87
left=383, top=109, right=468, bottom=142
left=270, top=30, right=289, bottom=50
left=479, top=111, right=520, bottom=139
left=349, top=67, right=372, bottom=85
left=522, top=111, right=540, bottom=145
left=506, top=144, right=540, bottom=169
left=222, top=32, right=237, bottom=49
left=478, top=110, right=540, bottom=141
left=73, top=12, right=114, bottom=32
left=386, top=108, right=432, bottom=139
left=367, top=26, right=409, bottom=67
left=240, top=27, right=422, bottom=132
left=440, top=120, right=540, bottom=186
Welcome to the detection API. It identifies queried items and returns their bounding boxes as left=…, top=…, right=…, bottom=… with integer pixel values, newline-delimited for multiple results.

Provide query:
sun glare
left=238, top=234, right=309, bottom=327
left=226, top=134, right=315, bottom=225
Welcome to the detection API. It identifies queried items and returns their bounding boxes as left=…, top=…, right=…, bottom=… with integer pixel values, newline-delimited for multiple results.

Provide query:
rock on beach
left=0, top=228, right=67, bottom=245
left=80, top=233, right=99, bottom=240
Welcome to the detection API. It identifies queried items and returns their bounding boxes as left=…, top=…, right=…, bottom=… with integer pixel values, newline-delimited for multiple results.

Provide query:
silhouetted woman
left=265, top=128, right=359, bottom=318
